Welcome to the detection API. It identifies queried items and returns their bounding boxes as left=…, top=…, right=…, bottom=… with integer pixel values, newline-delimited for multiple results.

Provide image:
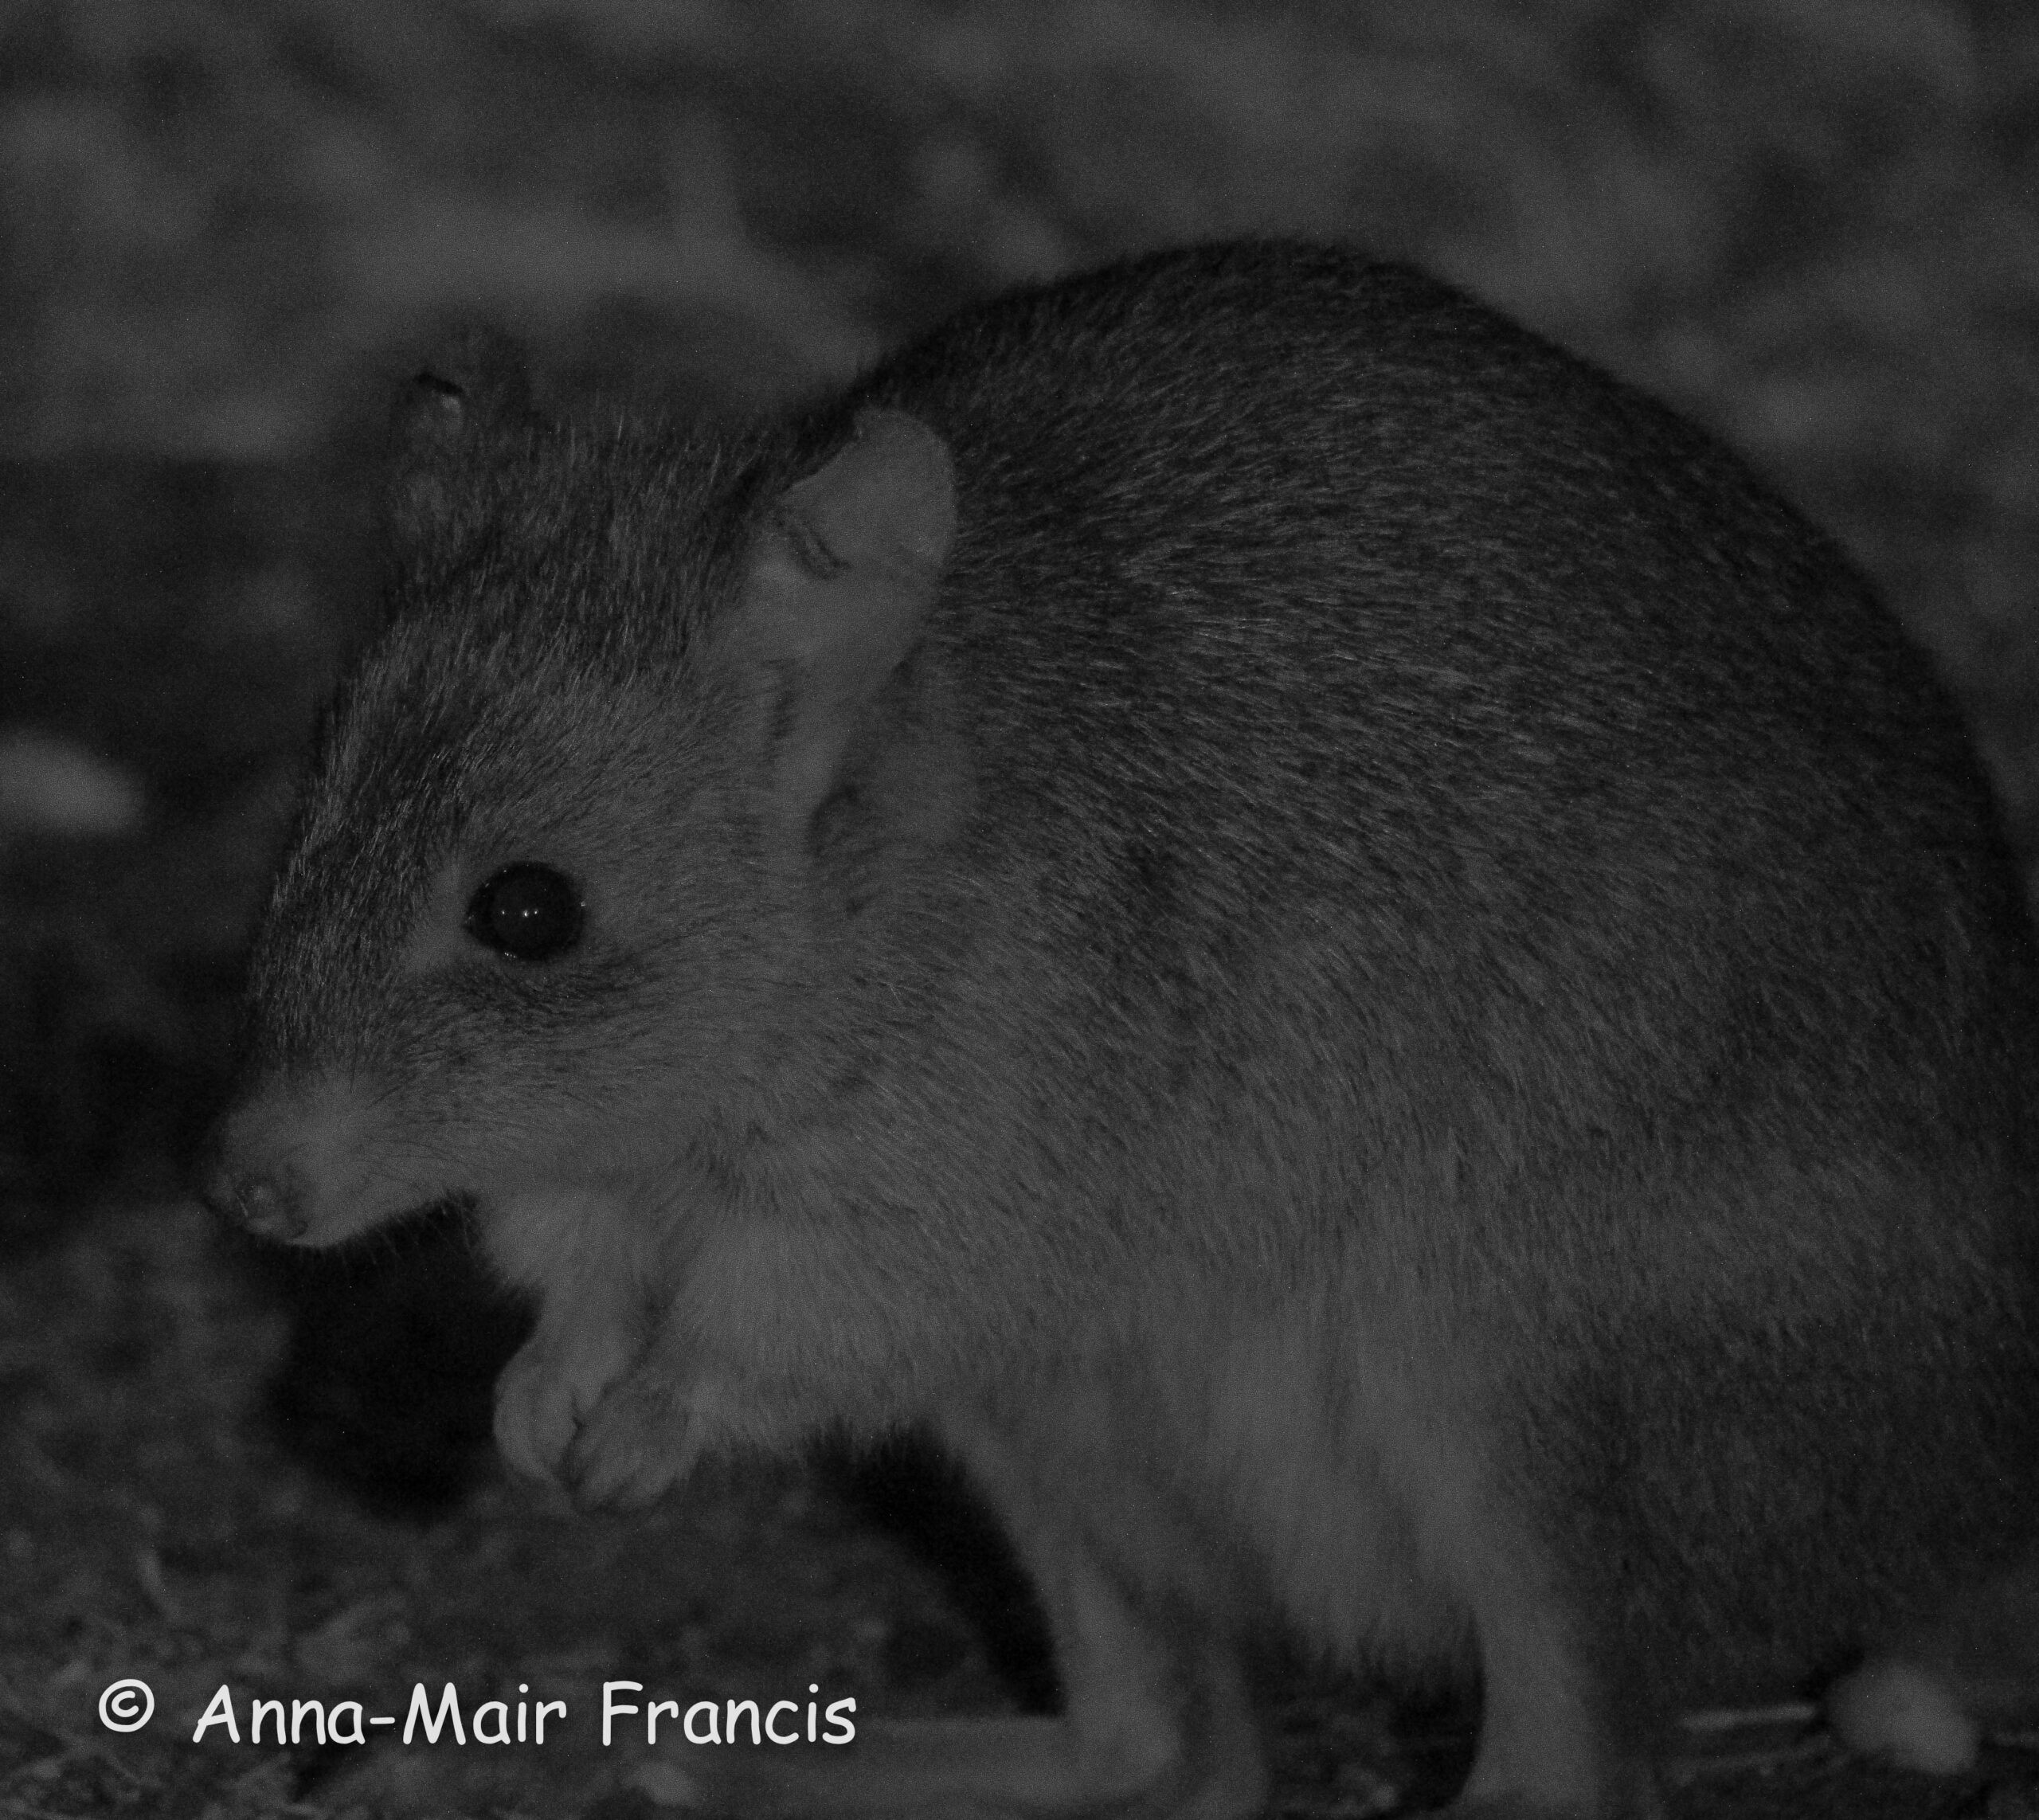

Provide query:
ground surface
left=5, top=1204, right=2037, bottom=1817
left=6, top=4, right=2039, bottom=1816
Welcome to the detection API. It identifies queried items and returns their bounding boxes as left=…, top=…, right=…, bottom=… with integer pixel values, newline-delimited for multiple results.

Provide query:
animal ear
left=737, top=408, right=957, bottom=824
left=385, top=323, right=536, bottom=550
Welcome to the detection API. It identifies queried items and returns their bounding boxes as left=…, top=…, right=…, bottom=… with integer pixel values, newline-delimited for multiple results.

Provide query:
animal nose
left=204, top=1168, right=309, bottom=1243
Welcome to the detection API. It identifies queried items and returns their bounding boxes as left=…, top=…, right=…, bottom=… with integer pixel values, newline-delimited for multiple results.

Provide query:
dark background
left=3, top=3, right=2038, bottom=1815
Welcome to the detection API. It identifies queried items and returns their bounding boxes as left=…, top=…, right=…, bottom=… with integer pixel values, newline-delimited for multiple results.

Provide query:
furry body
left=213, top=244, right=2039, bottom=1817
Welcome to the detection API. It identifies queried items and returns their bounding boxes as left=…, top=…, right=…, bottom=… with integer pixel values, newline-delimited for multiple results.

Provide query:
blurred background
left=3, top=2, right=2037, bottom=1815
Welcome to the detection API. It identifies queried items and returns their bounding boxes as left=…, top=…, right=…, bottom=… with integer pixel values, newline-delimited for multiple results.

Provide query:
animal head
left=209, top=342, right=956, bottom=1247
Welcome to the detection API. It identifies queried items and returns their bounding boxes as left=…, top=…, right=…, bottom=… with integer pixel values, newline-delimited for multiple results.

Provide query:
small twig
left=1677, top=1700, right=1820, bottom=1735
left=134, top=1544, right=182, bottom=1626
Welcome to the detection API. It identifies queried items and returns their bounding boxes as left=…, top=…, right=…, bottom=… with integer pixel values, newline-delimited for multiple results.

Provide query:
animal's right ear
left=385, top=324, right=535, bottom=550
left=731, top=408, right=957, bottom=828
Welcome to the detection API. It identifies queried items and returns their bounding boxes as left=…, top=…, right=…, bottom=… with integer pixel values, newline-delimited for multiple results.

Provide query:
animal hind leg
left=691, top=1411, right=1267, bottom=1817
left=1450, top=1593, right=1664, bottom=1820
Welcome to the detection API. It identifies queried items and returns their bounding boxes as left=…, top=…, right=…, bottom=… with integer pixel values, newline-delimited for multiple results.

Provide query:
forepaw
left=563, top=1364, right=702, bottom=1510
left=492, top=1329, right=634, bottom=1487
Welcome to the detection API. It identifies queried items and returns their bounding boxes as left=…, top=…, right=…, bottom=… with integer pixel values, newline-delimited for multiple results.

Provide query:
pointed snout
left=199, top=1089, right=315, bottom=1242
left=199, top=1157, right=311, bottom=1243
left=198, top=1072, right=401, bottom=1249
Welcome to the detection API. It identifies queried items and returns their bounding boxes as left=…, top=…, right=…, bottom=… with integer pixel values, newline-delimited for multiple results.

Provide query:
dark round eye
left=464, top=863, right=584, bottom=961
